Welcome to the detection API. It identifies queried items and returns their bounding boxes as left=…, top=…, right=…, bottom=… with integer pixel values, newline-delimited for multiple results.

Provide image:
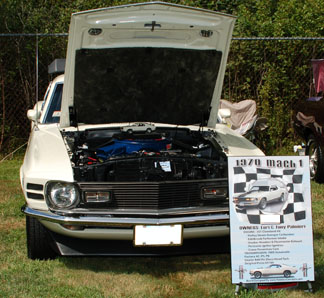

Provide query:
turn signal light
left=85, top=191, right=111, bottom=203
left=202, top=187, right=228, bottom=199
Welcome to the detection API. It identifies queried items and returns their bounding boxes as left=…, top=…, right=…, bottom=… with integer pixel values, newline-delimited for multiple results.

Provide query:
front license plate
left=134, top=225, right=183, bottom=246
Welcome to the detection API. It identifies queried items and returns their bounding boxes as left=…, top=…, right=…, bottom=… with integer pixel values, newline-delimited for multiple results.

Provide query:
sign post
left=228, top=156, right=314, bottom=292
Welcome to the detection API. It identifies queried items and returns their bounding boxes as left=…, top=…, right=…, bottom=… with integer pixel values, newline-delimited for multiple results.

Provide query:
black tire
left=26, top=216, right=57, bottom=260
left=283, top=270, right=291, bottom=278
left=258, top=198, right=267, bottom=210
left=254, top=271, right=262, bottom=279
left=307, top=135, right=324, bottom=183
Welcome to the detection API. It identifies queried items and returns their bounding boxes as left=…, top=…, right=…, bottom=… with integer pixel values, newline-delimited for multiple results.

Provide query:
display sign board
left=229, top=156, right=314, bottom=284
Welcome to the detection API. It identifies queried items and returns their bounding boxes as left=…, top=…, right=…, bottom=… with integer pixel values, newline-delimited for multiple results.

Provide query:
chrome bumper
left=22, top=205, right=229, bottom=227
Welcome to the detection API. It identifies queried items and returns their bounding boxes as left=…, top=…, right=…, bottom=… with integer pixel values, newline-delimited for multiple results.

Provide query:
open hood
left=60, top=2, right=236, bottom=128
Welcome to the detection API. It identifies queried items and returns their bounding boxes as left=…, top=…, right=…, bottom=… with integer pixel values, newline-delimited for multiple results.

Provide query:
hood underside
left=75, top=47, right=221, bottom=125
left=60, top=2, right=236, bottom=128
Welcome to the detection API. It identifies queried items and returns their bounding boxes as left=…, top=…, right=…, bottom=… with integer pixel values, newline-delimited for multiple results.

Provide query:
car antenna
left=34, top=32, right=39, bottom=129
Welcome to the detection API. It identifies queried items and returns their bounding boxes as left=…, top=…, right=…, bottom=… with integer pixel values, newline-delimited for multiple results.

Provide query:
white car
left=20, top=2, right=264, bottom=259
left=250, top=264, right=298, bottom=279
left=121, top=123, right=156, bottom=134
left=233, top=178, right=288, bottom=210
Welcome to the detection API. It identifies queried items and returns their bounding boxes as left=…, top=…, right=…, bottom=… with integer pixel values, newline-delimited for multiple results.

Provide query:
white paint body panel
left=20, top=124, right=73, bottom=210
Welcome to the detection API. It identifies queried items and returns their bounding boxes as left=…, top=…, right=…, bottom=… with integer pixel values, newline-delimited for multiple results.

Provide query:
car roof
left=251, top=178, right=285, bottom=187
left=52, top=74, right=64, bottom=84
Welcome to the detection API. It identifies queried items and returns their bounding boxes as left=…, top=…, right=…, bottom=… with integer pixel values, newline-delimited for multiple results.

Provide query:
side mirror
left=27, top=101, right=43, bottom=122
left=218, top=108, right=231, bottom=124
left=27, top=109, right=37, bottom=121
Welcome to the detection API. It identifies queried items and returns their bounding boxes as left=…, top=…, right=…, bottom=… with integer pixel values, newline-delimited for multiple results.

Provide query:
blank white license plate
left=134, top=225, right=183, bottom=246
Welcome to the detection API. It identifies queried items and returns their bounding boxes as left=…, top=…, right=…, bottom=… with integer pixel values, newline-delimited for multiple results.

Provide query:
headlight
left=201, top=186, right=228, bottom=199
left=45, top=182, right=80, bottom=209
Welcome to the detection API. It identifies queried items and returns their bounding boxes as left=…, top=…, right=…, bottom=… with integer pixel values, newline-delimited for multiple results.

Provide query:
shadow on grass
left=312, top=264, right=324, bottom=291
left=58, top=237, right=231, bottom=277
left=60, top=254, right=231, bottom=277
left=313, top=231, right=324, bottom=241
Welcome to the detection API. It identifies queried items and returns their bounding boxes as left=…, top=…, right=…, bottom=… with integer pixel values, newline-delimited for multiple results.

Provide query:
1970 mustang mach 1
left=233, top=178, right=288, bottom=210
left=20, top=2, right=264, bottom=259
left=250, top=264, right=298, bottom=279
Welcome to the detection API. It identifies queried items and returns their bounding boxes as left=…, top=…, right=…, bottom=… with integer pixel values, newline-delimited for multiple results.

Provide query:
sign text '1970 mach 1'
left=20, top=2, right=264, bottom=259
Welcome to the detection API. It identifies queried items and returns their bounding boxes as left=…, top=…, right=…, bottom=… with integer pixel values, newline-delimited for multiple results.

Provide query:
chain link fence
left=0, top=35, right=324, bottom=155
left=0, top=34, right=67, bottom=154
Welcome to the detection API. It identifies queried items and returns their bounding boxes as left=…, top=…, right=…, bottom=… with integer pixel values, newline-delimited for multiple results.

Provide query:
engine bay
left=62, top=126, right=227, bottom=182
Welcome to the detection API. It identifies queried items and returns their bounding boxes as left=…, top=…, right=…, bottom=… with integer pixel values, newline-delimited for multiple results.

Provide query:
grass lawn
left=0, top=157, right=323, bottom=297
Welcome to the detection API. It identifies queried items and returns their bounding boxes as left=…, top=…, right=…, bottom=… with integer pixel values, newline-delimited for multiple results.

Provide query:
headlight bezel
left=45, top=181, right=80, bottom=210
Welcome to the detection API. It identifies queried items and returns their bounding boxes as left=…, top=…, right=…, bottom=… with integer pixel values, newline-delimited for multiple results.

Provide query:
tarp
left=312, top=59, right=324, bottom=93
left=96, top=138, right=171, bottom=159
left=219, top=99, right=256, bottom=130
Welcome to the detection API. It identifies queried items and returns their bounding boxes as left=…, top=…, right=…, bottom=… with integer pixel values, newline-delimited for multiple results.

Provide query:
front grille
left=78, top=179, right=227, bottom=210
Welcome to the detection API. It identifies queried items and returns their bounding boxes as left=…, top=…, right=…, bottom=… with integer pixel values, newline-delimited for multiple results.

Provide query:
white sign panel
left=229, top=156, right=314, bottom=284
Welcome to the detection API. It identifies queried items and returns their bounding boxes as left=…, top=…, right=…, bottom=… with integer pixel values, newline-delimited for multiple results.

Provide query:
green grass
left=0, top=157, right=324, bottom=297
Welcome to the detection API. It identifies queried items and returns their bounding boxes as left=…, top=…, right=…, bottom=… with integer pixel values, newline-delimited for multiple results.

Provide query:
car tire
left=254, top=271, right=262, bottom=279
left=258, top=198, right=267, bottom=210
left=283, top=270, right=291, bottom=278
left=307, top=135, right=324, bottom=183
left=26, top=216, right=57, bottom=260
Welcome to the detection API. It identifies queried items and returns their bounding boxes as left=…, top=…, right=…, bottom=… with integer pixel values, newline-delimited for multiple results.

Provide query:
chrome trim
left=22, top=205, right=229, bottom=226
left=40, top=220, right=229, bottom=240
left=50, top=206, right=229, bottom=216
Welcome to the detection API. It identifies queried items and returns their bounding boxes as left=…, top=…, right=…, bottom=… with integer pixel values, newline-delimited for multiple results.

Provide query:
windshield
left=250, top=186, right=269, bottom=192
left=74, top=47, right=222, bottom=125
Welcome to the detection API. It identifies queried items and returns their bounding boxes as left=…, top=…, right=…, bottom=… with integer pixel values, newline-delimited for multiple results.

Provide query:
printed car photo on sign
left=250, top=264, right=298, bottom=279
left=233, top=178, right=289, bottom=212
left=230, top=160, right=307, bottom=225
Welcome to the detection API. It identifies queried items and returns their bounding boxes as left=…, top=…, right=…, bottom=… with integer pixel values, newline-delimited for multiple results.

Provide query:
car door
left=271, top=264, right=282, bottom=274
left=268, top=185, right=279, bottom=202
